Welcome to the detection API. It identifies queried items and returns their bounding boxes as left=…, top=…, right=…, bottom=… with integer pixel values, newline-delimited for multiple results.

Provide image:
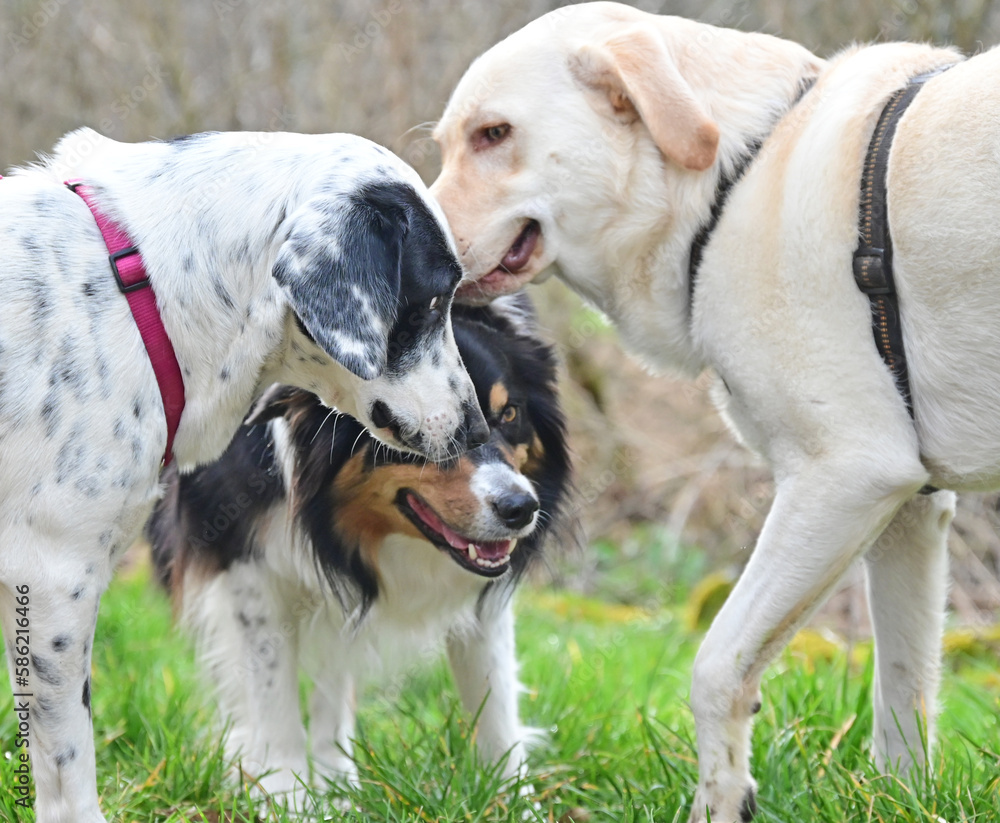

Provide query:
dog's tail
left=146, top=464, right=185, bottom=592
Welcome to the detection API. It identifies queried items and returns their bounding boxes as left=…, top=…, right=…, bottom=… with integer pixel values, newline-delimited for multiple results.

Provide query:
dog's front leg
left=307, top=663, right=358, bottom=788
left=0, top=561, right=107, bottom=823
left=446, top=593, right=535, bottom=779
left=186, top=563, right=308, bottom=808
left=687, top=462, right=926, bottom=823
left=865, top=490, right=954, bottom=772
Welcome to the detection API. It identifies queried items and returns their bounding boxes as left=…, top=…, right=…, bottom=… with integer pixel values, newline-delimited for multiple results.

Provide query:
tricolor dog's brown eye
left=475, top=123, right=511, bottom=150
left=501, top=404, right=517, bottom=423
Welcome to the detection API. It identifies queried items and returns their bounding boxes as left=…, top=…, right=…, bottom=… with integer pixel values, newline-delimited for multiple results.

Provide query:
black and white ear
left=272, top=191, right=406, bottom=379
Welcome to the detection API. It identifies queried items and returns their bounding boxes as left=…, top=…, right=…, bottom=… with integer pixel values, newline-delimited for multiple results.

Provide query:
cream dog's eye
left=476, top=123, right=511, bottom=149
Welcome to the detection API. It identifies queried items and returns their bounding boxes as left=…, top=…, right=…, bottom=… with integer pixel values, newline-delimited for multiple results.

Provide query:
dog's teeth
left=468, top=543, right=478, bottom=561
left=471, top=552, right=510, bottom=569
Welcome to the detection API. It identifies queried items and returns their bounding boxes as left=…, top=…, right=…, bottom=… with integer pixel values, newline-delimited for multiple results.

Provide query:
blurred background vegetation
left=2, top=0, right=999, bottom=630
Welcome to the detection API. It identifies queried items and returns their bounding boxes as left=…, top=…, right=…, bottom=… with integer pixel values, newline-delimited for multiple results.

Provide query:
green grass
left=1, top=561, right=998, bottom=823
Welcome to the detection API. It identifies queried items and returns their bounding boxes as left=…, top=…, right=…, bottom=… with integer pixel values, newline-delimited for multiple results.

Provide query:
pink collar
left=66, top=180, right=185, bottom=464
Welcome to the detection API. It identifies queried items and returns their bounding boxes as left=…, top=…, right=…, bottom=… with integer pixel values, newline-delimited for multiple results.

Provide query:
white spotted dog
left=0, top=127, right=489, bottom=823
left=147, top=295, right=570, bottom=810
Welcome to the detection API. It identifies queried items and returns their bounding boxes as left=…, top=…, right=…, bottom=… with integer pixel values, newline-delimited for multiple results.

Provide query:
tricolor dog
left=431, top=2, right=996, bottom=820
left=0, top=127, right=487, bottom=823
left=148, top=296, right=569, bottom=809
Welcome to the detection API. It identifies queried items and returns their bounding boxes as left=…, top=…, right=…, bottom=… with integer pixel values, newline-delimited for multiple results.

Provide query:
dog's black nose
left=370, top=400, right=402, bottom=439
left=461, top=403, right=490, bottom=450
left=492, top=491, right=539, bottom=530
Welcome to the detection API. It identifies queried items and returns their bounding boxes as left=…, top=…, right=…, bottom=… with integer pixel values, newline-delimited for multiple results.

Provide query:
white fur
left=431, top=4, right=985, bottom=820
left=0, top=128, right=482, bottom=823
left=181, top=495, right=535, bottom=813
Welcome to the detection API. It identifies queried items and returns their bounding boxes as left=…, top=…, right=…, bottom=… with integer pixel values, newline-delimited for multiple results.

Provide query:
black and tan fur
left=147, top=294, right=570, bottom=808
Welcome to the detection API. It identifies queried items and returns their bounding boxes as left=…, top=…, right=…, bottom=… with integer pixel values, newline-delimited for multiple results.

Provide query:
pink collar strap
left=66, top=179, right=185, bottom=464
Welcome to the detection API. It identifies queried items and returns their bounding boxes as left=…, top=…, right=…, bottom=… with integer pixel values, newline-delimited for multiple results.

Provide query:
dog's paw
left=245, top=768, right=314, bottom=817
left=688, top=780, right=757, bottom=823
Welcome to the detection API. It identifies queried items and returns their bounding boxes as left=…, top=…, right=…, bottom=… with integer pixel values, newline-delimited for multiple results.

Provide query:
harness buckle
left=109, top=246, right=150, bottom=293
left=852, top=247, right=890, bottom=295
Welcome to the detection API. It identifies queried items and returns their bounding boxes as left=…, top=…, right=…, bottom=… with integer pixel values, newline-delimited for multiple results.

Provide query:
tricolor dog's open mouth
left=396, top=489, right=515, bottom=577
left=456, top=219, right=541, bottom=301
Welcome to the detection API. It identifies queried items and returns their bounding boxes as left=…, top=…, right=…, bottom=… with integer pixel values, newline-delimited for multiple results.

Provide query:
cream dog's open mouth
left=456, top=220, right=541, bottom=301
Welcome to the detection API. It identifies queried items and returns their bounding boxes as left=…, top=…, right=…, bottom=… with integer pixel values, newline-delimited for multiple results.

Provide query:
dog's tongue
left=406, top=493, right=511, bottom=560
left=470, top=538, right=512, bottom=561
left=498, top=220, right=539, bottom=273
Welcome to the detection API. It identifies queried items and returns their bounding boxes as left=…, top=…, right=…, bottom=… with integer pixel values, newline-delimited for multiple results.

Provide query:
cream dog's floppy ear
left=569, top=26, right=719, bottom=171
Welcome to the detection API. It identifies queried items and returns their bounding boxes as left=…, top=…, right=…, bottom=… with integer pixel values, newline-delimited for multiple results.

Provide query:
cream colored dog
left=430, top=3, right=994, bottom=821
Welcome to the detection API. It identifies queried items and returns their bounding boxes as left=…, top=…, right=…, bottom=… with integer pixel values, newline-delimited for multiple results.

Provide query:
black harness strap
left=853, top=67, right=951, bottom=419
left=854, top=66, right=953, bottom=495
left=688, top=77, right=817, bottom=308
left=687, top=138, right=762, bottom=304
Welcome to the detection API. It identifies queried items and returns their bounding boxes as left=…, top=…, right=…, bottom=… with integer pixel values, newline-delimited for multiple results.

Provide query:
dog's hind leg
left=0, top=557, right=109, bottom=823
left=182, top=561, right=308, bottom=808
left=447, top=593, right=534, bottom=779
left=864, top=490, right=953, bottom=772
left=687, top=457, right=927, bottom=823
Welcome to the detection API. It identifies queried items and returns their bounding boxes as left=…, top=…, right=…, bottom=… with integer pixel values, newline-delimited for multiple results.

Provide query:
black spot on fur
left=55, top=747, right=77, bottom=768
left=220, top=366, right=230, bottom=381
left=751, top=700, right=762, bottom=715
left=51, top=636, right=70, bottom=652
left=182, top=253, right=194, bottom=273
left=55, top=424, right=87, bottom=484
left=30, top=289, right=52, bottom=332
left=212, top=274, right=235, bottom=311
left=82, top=282, right=97, bottom=298
left=31, top=654, right=61, bottom=686
left=95, top=354, right=111, bottom=398
left=167, top=132, right=217, bottom=145
left=41, top=393, right=60, bottom=438
left=113, top=417, right=127, bottom=440
left=75, top=475, right=100, bottom=498
left=82, top=677, right=91, bottom=713
left=71, top=586, right=84, bottom=600
left=49, top=335, right=84, bottom=394
left=235, top=237, right=252, bottom=266
left=21, top=236, right=42, bottom=258
left=740, top=788, right=757, bottom=821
